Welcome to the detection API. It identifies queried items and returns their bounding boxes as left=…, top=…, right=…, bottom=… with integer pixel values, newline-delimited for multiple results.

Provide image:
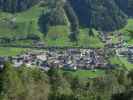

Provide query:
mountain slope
left=0, top=0, right=133, bottom=47
left=68, top=0, right=127, bottom=31
left=115, top=0, right=133, bottom=17
left=0, top=0, right=132, bottom=31
left=0, top=0, right=40, bottom=12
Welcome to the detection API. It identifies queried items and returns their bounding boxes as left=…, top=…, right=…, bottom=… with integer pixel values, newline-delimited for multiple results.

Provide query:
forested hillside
left=0, top=0, right=132, bottom=31
left=0, top=0, right=133, bottom=47
left=68, top=0, right=127, bottom=31
left=0, top=0, right=40, bottom=12
left=115, top=0, right=133, bottom=17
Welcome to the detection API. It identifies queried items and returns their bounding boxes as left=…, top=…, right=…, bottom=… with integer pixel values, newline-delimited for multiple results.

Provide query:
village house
left=0, top=57, right=6, bottom=69
left=116, top=47, right=133, bottom=63
left=0, top=48, right=109, bottom=70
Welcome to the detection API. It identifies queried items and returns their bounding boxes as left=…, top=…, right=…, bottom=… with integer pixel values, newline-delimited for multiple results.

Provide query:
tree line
left=0, top=0, right=39, bottom=12
left=0, top=0, right=133, bottom=31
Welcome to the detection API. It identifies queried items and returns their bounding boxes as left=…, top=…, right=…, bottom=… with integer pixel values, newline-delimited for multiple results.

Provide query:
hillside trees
left=38, top=0, right=128, bottom=34
left=18, top=66, right=50, bottom=100
left=38, top=0, right=67, bottom=36
left=0, top=0, right=131, bottom=32
left=0, top=63, right=50, bottom=100
left=0, top=62, right=24, bottom=100
left=0, top=0, right=39, bottom=12
left=115, top=0, right=133, bottom=17
left=48, top=68, right=73, bottom=100
left=69, top=0, right=127, bottom=31
left=38, top=0, right=79, bottom=41
left=64, top=2, right=79, bottom=41
left=0, top=62, right=133, bottom=100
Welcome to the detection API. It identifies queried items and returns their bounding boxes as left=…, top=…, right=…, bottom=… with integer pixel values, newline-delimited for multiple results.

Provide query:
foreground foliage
left=0, top=62, right=133, bottom=100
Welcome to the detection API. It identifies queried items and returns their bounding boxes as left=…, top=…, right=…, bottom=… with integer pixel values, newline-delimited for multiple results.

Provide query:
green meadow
left=62, top=69, right=105, bottom=78
left=0, top=4, right=104, bottom=48
left=0, top=47, right=27, bottom=56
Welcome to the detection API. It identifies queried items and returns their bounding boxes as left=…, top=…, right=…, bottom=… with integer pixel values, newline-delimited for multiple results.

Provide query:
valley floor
left=0, top=5, right=133, bottom=78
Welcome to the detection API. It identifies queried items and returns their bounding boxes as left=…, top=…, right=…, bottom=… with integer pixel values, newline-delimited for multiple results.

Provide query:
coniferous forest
left=0, top=0, right=133, bottom=31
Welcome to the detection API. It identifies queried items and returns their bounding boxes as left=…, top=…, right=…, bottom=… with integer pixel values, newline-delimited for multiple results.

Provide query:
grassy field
left=0, top=4, right=47, bottom=45
left=78, top=29, right=104, bottom=48
left=45, top=27, right=104, bottom=48
left=62, top=69, right=105, bottom=78
left=109, top=56, right=133, bottom=70
left=45, top=25, right=73, bottom=47
left=0, top=3, right=133, bottom=47
left=0, top=4, right=132, bottom=79
left=121, top=19, right=133, bottom=32
left=0, top=4, right=104, bottom=48
left=120, top=19, right=133, bottom=45
left=0, top=47, right=27, bottom=56
left=0, top=5, right=56, bottom=45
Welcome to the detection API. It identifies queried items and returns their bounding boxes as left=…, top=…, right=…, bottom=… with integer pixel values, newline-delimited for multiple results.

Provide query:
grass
left=120, top=19, right=133, bottom=45
left=119, top=57, right=133, bottom=70
left=62, top=69, right=105, bottom=78
left=78, top=29, right=104, bottom=48
left=45, top=25, right=73, bottom=47
left=0, top=47, right=27, bottom=56
left=109, top=35, right=119, bottom=44
left=0, top=0, right=105, bottom=48
left=0, top=4, right=47, bottom=44
left=45, top=27, right=104, bottom=48
left=0, top=5, right=104, bottom=48
left=0, top=3, right=132, bottom=48
left=120, top=19, right=133, bottom=32
left=109, top=56, right=133, bottom=70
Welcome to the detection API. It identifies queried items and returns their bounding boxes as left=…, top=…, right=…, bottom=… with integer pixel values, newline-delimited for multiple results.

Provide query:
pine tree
left=0, top=62, right=24, bottom=100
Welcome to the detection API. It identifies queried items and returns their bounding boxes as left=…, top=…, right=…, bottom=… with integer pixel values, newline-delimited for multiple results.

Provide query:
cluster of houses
left=0, top=31, right=132, bottom=70
left=116, top=46, right=133, bottom=63
left=99, top=31, right=125, bottom=48
left=0, top=49, right=108, bottom=71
